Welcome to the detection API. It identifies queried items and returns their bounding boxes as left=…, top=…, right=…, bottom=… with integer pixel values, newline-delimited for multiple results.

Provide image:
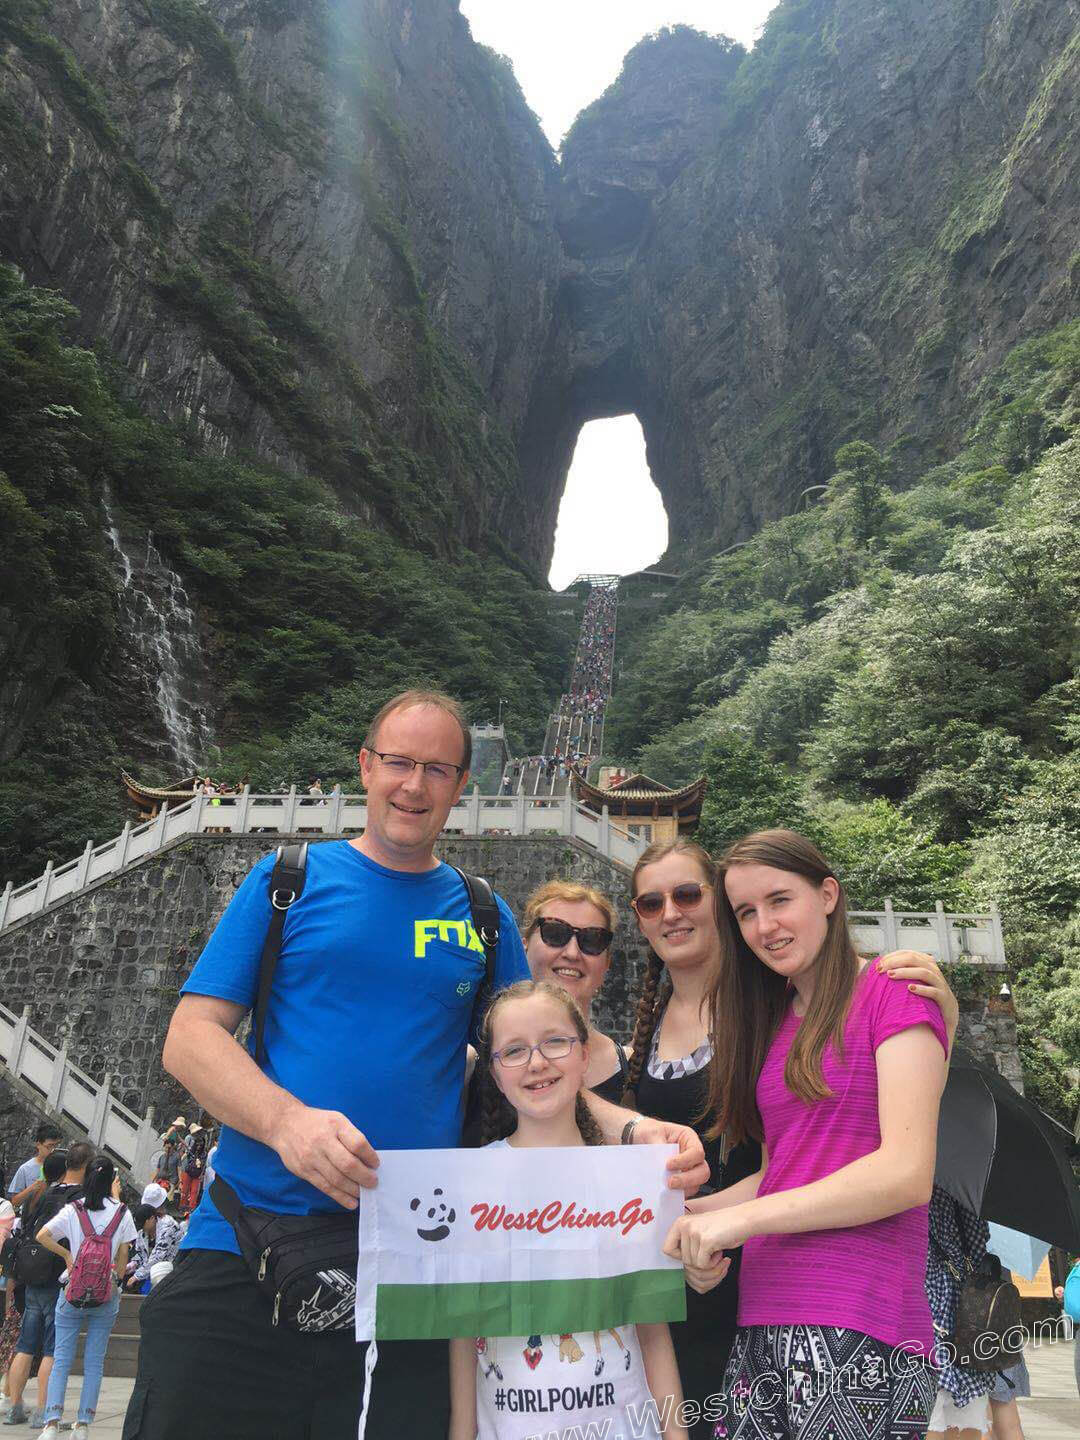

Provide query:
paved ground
left=1013, top=1337, right=1080, bottom=1439
left=8, top=1339, right=1079, bottom=1437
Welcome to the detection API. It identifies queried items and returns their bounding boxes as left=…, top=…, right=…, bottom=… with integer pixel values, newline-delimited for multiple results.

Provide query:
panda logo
left=410, top=1188, right=457, bottom=1241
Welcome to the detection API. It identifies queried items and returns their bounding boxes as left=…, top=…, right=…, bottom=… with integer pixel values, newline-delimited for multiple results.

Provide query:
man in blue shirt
left=6, top=1122, right=62, bottom=1211
left=123, top=689, right=705, bottom=1439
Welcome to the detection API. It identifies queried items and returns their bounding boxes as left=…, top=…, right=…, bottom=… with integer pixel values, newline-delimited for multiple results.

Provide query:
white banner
left=356, top=1144, right=685, bottom=1341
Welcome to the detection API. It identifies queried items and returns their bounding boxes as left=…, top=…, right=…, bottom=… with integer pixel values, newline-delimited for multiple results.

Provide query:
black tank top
left=634, top=1053, right=761, bottom=1439
left=588, top=1041, right=629, bottom=1105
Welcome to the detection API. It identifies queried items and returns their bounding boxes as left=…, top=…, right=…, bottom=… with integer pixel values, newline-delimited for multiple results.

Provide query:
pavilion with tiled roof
left=121, top=770, right=201, bottom=817
left=573, top=769, right=706, bottom=847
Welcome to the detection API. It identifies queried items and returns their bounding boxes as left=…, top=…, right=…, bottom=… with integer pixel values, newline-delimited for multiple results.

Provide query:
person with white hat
left=160, top=1119, right=186, bottom=1148
left=125, top=1186, right=181, bottom=1293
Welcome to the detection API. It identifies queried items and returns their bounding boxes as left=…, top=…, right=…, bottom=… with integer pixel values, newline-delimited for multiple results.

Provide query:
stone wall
left=0, top=834, right=651, bottom=1126
left=0, top=1076, right=49, bottom=1196
left=0, top=833, right=1021, bottom=1135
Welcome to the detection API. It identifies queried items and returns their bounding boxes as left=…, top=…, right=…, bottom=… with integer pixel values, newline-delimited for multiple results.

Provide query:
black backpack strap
left=209, top=1174, right=242, bottom=1226
left=448, top=867, right=500, bottom=1027
left=254, top=843, right=308, bottom=1067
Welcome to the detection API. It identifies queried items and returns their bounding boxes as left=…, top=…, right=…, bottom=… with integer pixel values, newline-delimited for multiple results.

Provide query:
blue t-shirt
left=7, top=1157, right=40, bottom=1199
left=181, top=841, right=528, bottom=1254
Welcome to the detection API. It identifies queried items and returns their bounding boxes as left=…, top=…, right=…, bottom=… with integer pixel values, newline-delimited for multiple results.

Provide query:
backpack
left=251, top=846, right=499, bottom=1067
left=950, top=1253, right=1023, bottom=1370
left=65, top=1201, right=126, bottom=1308
left=3, top=1184, right=78, bottom=1287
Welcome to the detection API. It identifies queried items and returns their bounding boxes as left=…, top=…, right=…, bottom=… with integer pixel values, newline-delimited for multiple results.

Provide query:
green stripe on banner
left=375, top=1267, right=686, bottom=1339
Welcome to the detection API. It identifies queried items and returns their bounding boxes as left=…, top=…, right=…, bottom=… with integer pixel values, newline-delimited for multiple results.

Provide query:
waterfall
left=102, top=488, right=213, bottom=772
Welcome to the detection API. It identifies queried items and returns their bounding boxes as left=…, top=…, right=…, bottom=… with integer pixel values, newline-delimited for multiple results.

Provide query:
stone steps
left=68, top=1293, right=143, bottom=1379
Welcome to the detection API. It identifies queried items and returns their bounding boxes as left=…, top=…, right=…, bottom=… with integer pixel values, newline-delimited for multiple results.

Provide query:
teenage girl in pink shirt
left=664, top=829, right=949, bottom=1440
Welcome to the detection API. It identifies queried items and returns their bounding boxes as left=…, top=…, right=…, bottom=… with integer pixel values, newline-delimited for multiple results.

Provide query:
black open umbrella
left=935, top=1047, right=1080, bottom=1249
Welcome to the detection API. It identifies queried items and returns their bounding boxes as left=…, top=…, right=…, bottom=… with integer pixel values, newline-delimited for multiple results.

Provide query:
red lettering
left=470, top=1203, right=504, bottom=1231
left=469, top=1195, right=656, bottom=1236
left=536, top=1201, right=562, bottom=1234
left=618, top=1198, right=653, bottom=1235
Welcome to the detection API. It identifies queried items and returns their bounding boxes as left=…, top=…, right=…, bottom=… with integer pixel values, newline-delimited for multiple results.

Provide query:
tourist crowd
left=568, top=585, right=617, bottom=710
left=0, top=1130, right=193, bottom=1437
left=2, top=687, right=1075, bottom=1440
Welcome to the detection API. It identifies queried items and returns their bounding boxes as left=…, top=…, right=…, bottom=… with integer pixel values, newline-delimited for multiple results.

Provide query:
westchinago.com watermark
left=521, top=1320, right=1075, bottom=1440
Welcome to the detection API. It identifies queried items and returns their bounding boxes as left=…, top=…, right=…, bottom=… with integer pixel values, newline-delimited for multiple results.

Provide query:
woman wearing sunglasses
left=522, top=880, right=631, bottom=1103
left=621, top=838, right=959, bottom=1439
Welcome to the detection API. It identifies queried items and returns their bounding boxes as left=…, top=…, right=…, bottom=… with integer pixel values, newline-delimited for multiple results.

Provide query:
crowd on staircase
left=503, top=580, right=619, bottom=797
left=567, top=582, right=617, bottom=715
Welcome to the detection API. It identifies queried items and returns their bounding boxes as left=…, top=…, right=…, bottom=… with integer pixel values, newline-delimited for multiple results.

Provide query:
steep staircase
left=509, top=576, right=619, bottom=797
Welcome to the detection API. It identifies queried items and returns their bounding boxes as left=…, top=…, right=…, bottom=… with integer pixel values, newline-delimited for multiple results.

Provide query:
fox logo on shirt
left=414, top=918, right=486, bottom=957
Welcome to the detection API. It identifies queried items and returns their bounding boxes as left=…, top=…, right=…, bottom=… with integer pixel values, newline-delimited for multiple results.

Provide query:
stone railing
left=0, top=1000, right=158, bottom=1184
left=848, top=903, right=1005, bottom=967
left=0, top=788, right=1007, bottom=967
left=0, top=788, right=648, bottom=932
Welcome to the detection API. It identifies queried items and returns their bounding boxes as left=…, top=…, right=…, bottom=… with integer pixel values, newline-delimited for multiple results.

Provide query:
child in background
left=449, top=980, right=687, bottom=1440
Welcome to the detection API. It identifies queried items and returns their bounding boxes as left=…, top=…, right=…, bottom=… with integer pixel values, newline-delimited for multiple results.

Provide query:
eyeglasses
left=492, top=1036, right=580, bottom=1068
left=535, top=918, right=613, bottom=956
left=631, top=882, right=711, bottom=919
left=367, top=750, right=464, bottom=785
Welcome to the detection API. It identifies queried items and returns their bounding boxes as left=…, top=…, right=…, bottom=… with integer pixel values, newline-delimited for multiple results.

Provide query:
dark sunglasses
left=631, top=882, right=711, bottom=920
left=535, top=917, right=613, bottom=956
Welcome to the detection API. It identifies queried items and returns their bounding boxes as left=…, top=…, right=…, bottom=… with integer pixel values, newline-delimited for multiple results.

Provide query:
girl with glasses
left=665, top=829, right=949, bottom=1440
left=621, top=837, right=959, bottom=1439
left=522, top=880, right=631, bottom=1103
left=461, top=880, right=628, bottom=1146
left=449, top=980, right=687, bottom=1440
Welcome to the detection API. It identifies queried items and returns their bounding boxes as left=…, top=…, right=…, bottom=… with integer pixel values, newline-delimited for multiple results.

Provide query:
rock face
left=0, top=0, right=565, bottom=552
left=539, top=1, right=1080, bottom=557
left=1, top=0, right=1078, bottom=723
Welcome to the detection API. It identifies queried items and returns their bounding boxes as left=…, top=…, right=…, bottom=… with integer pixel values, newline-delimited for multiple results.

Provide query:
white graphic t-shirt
left=474, top=1144, right=662, bottom=1440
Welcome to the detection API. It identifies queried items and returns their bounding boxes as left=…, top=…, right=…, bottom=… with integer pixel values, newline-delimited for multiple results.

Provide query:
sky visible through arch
left=460, top=1, right=778, bottom=589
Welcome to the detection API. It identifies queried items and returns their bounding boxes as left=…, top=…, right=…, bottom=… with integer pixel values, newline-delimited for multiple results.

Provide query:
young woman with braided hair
left=621, top=837, right=960, bottom=1438
left=620, top=839, right=754, bottom=1438
left=450, top=980, right=687, bottom=1440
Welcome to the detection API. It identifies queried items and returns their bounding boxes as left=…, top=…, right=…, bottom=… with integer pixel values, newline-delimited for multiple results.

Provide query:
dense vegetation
left=606, top=325, right=1080, bottom=1124
left=0, top=266, right=576, bottom=884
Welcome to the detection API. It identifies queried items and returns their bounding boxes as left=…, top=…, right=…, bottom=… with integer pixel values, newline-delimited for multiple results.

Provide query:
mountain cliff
left=544, top=0, right=1080, bottom=555
left=1, top=0, right=1079, bottom=889
left=0, top=0, right=564, bottom=549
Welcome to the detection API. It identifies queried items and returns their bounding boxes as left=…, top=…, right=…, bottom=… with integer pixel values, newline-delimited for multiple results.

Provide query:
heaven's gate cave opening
left=548, top=417, right=669, bottom=591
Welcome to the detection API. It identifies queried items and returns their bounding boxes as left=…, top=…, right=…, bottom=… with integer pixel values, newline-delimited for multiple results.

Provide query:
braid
left=575, top=1093, right=605, bottom=1146
left=621, top=950, right=666, bottom=1107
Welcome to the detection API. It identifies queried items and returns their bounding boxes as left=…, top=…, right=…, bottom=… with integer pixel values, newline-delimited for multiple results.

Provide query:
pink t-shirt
left=737, top=962, right=947, bottom=1357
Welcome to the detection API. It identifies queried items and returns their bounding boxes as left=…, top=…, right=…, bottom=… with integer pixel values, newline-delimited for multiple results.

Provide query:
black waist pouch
left=210, top=1176, right=357, bottom=1332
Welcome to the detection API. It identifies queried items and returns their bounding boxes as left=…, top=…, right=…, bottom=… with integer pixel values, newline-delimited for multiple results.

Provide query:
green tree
left=696, top=736, right=824, bottom=855
left=903, top=723, right=1035, bottom=841
left=826, top=440, right=890, bottom=547
left=817, top=798, right=967, bottom=909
